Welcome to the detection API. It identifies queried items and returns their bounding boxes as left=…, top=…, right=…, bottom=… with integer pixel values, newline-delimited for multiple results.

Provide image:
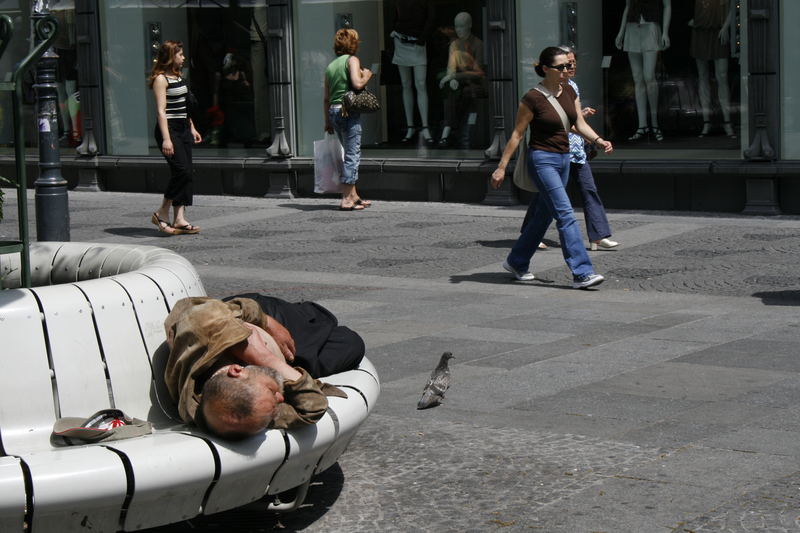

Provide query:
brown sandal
left=172, top=223, right=200, bottom=234
left=151, top=213, right=175, bottom=235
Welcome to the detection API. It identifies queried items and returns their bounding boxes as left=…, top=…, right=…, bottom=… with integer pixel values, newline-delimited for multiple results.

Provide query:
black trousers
left=224, top=293, right=366, bottom=378
left=155, top=119, right=193, bottom=207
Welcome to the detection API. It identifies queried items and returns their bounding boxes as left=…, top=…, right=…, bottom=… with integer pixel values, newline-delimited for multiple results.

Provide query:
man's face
left=203, top=364, right=285, bottom=437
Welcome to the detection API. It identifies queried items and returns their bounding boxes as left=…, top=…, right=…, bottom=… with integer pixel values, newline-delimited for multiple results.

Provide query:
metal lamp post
left=32, top=0, right=70, bottom=241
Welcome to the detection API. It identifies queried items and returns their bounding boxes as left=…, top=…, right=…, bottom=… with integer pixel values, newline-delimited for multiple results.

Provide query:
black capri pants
left=155, top=118, right=194, bottom=207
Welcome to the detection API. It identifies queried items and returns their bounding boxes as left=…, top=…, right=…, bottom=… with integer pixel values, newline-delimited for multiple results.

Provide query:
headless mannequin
left=615, top=0, right=671, bottom=141
left=397, top=65, right=431, bottom=142
left=438, top=12, right=484, bottom=147
left=391, top=0, right=435, bottom=145
left=690, top=0, right=735, bottom=138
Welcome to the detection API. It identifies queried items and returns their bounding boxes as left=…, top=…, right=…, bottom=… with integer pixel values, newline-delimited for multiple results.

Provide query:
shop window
left=0, top=1, right=79, bottom=153
left=294, top=0, right=490, bottom=158
left=518, top=0, right=745, bottom=160
left=100, top=1, right=269, bottom=156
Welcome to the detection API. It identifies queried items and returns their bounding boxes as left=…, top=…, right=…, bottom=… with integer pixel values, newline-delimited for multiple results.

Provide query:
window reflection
left=293, top=0, right=490, bottom=158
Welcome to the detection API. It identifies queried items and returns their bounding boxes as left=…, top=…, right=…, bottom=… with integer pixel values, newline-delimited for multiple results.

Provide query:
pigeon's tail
left=417, top=390, right=442, bottom=410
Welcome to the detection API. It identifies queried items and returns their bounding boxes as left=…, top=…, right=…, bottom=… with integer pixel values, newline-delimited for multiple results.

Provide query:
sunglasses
left=549, top=62, right=575, bottom=71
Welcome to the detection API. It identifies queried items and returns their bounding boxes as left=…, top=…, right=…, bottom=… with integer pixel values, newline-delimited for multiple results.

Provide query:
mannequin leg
left=627, top=52, right=649, bottom=139
left=641, top=50, right=661, bottom=139
left=413, top=65, right=432, bottom=143
left=714, top=58, right=735, bottom=138
left=696, top=59, right=712, bottom=136
left=398, top=65, right=416, bottom=141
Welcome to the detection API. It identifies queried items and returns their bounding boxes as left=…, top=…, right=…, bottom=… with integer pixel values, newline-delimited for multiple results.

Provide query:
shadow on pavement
left=475, top=238, right=560, bottom=249
left=142, top=463, right=345, bottom=532
left=278, top=203, right=343, bottom=212
left=449, top=272, right=558, bottom=286
left=752, top=290, right=800, bottom=306
left=105, top=227, right=173, bottom=238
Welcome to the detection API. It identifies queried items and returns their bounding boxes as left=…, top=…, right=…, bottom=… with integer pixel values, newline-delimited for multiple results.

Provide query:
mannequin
left=438, top=11, right=485, bottom=148
left=615, top=0, right=671, bottom=141
left=391, top=0, right=435, bottom=145
left=690, top=0, right=735, bottom=138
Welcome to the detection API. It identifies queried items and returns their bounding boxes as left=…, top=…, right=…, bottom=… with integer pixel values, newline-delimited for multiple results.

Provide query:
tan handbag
left=512, top=136, right=537, bottom=192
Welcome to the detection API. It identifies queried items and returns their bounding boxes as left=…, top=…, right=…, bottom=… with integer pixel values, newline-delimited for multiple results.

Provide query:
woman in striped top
left=148, top=40, right=202, bottom=235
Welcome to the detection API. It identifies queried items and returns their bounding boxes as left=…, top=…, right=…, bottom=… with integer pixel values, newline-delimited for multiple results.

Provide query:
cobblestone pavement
left=3, top=191, right=800, bottom=532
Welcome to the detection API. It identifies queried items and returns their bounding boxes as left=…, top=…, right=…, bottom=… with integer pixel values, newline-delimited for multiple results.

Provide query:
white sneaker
left=590, top=238, right=619, bottom=251
left=572, top=273, right=604, bottom=289
left=502, top=260, right=535, bottom=281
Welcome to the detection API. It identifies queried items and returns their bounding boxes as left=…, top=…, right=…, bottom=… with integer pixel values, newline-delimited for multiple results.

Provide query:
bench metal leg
left=266, top=478, right=311, bottom=513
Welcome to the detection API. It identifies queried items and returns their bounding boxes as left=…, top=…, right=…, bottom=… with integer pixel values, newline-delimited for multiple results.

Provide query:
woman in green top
left=324, top=28, right=373, bottom=210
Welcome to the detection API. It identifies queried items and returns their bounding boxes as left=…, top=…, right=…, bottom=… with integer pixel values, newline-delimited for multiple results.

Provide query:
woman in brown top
left=490, top=47, right=613, bottom=289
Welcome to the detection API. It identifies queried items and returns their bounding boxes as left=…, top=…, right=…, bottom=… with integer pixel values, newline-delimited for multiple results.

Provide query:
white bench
left=0, top=242, right=380, bottom=532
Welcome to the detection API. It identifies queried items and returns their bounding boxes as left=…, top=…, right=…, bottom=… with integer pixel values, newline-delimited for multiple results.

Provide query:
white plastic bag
left=313, top=134, right=345, bottom=194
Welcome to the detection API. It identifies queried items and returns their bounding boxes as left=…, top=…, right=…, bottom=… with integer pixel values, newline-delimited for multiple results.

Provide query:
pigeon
left=417, top=352, right=454, bottom=409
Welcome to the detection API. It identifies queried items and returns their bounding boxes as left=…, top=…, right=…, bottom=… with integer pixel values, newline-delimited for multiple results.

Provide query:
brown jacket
left=163, top=297, right=331, bottom=429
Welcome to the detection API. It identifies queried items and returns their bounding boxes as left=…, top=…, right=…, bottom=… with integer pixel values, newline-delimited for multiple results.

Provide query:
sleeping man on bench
left=164, top=293, right=365, bottom=439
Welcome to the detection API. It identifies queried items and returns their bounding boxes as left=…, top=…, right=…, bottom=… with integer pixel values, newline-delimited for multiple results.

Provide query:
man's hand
left=263, top=315, right=296, bottom=362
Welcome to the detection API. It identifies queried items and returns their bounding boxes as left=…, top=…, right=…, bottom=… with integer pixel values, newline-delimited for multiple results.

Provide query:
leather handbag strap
left=534, top=83, right=571, bottom=134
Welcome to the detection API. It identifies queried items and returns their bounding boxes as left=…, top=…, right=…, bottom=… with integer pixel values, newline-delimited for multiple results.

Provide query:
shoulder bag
left=342, top=56, right=381, bottom=117
left=512, top=133, right=537, bottom=192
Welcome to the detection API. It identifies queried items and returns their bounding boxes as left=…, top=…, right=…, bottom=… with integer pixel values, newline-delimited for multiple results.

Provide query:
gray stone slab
left=733, top=374, right=800, bottom=409
left=586, top=362, right=791, bottom=402
left=512, top=389, right=701, bottom=425
left=621, top=445, right=797, bottom=492
left=698, top=427, right=800, bottom=457
left=678, top=471, right=800, bottom=532
left=674, top=339, right=800, bottom=372
left=617, top=419, right=735, bottom=449
left=529, top=476, right=738, bottom=533
left=366, top=335, right=530, bottom=382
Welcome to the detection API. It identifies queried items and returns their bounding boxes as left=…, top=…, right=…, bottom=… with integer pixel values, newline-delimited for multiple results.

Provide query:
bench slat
left=76, top=278, right=167, bottom=424
left=135, top=266, right=192, bottom=308
left=77, top=244, right=127, bottom=280
left=110, top=273, right=182, bottom=422
left=267, top=412, right=337, bottom=494
left=32, top=284, right=111, bottom=417
left=102, top=432, right=216, bottom=531
left=0, top=457, right=26, bottom=532
left=320, top=368, right=381, bottom=412
left=50, top=243, right=96, bottom=285
left=315, top=394, right=369, bottom=474
left=199, top=430, right=287, bottom=514
left=0, top=290, right=58, bottom=453
left=24, top=447, right=128, bottom=533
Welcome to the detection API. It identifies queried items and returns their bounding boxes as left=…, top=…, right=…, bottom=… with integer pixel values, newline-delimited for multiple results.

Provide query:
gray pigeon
left=417, top=352, right=454, bottom=409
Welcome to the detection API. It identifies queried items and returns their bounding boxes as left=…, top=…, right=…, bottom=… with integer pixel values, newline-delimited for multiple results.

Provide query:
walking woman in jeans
left=490, top=47, right=613, bottom=289
left=324, top=28, right=373, bottom=211
left=148, top=40, right=202, bottom=235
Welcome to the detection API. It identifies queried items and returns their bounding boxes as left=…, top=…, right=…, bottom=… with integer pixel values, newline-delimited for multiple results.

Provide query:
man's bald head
left=200, top=365, right=285, bottom=439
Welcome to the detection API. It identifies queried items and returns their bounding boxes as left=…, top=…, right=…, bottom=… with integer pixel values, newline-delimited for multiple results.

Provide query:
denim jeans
left=329, top=106, right=361, bottom=185
left=571, top=162, right=612, bottom=242
left=507, top=149, right=595, bottom=279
